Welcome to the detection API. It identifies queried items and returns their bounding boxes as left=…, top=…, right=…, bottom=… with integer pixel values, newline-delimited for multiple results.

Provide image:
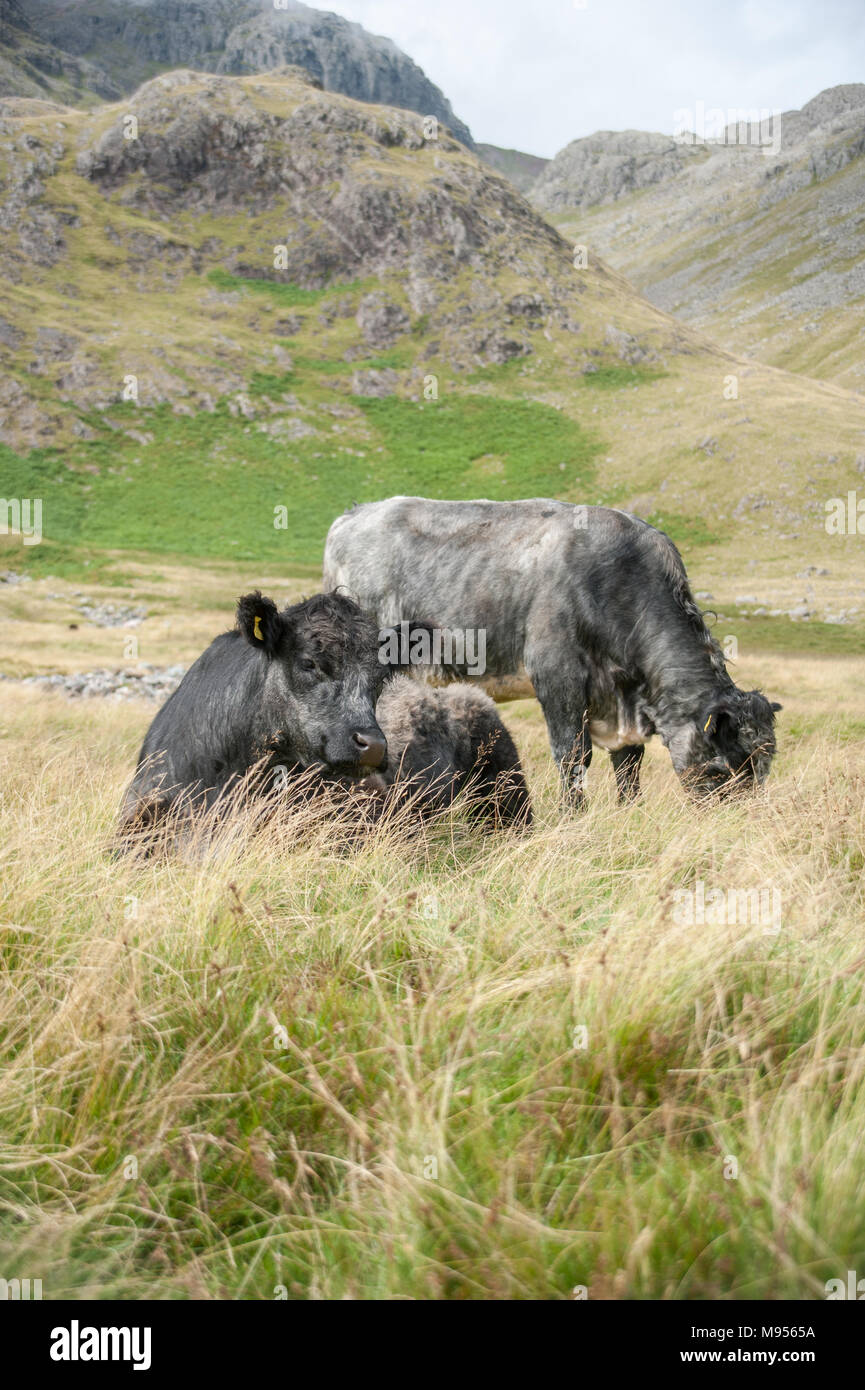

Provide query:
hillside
left=476, top=142, right=548, bottom=194
left=0, top=67, right=863, bottom=659
left=16, top=0, right=474, bottom=145
left=534, top=86, right=865, bottom=390
left=0, top=0, right=120, bottom=102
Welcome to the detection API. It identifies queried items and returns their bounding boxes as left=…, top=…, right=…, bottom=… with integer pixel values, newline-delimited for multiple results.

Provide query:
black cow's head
left=237, top=590, right=391, bottom=779
left=678, top=687, right=781, bottom=796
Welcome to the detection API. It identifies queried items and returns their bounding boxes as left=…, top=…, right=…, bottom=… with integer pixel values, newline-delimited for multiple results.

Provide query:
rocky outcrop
left=16, top=665, right=186, bottom=700
left=529, top=85, right=865, bottom=387
left=355, top=292, right=411, bottom=349
left=530, top=85, right=865, bottom=212
left=1, top=0, right=31, bottom=32
left=19, top=0, right=473, bottom=144
left=763, top=83, right=865, bottom=152
left=531, top=130, right=706, bottom=211
left=2, top=66, right=664, bottom=449
left=72, top=69, right=569, bottom=312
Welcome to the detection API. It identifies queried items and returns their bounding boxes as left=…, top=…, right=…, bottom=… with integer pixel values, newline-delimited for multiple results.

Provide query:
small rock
left=350, top=367, right=399, bottom=398
left=76, top=599, right=147, bottom=628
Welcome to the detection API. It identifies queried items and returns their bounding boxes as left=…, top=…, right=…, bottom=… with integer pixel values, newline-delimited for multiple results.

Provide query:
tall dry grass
left=0, top=653, right=863, bottom=1299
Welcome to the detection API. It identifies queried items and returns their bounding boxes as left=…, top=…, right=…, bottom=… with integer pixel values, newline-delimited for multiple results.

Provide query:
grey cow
left=323, top=497, right=781, bottom=803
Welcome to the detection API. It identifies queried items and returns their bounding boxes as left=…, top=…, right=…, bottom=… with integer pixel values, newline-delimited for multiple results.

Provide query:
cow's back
left=324, top=496, right=663, bottom=661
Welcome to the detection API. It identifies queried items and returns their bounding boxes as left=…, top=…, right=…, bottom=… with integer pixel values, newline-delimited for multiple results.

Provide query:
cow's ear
left=237, top=592, right=281, bottom=656
left=771, top=702, right=783, bottom=713
left=377, top=620, right=436, bottom=674
left=699, top=694, right=738, bottom=739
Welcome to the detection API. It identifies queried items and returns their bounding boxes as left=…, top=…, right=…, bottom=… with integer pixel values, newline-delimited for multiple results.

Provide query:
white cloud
left=321, top=0, right=865, bottom=156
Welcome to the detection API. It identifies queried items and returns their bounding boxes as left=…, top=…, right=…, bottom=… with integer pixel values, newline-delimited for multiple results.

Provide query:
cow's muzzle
left=685, top=758, right=751, bottom=798
left=351, top=728, right=387, bottom=770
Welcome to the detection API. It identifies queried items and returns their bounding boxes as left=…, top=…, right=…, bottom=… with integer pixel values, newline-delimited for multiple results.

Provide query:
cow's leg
left=548, top=712, right=593, bottom=808
left=610, top=744, right=644, bottom=803
left=529, top=664, right=592, bottom=808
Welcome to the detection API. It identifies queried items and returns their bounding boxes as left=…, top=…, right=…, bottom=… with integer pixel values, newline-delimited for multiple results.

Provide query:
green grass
left=285, top=347, right=415, bottom=377
left=0, top=392, right=601, bottom=574
left=205, top=269, right=365, bottom=306
left=646, top=510, right=723, bottom=550
left=353, top=395, right=600, bottom=497
left=711, top=613, right=865, bottom=657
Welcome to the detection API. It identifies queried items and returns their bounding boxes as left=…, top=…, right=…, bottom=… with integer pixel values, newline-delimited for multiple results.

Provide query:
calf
left=372, top=676, right=532, bottom=830
left=324, top=497, right=781, bottom=805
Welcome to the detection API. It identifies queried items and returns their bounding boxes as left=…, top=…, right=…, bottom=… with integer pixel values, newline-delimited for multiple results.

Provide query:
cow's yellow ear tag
left=253, top=614, right=263, bottom=641
left=703, top=715, right=712, bottom=733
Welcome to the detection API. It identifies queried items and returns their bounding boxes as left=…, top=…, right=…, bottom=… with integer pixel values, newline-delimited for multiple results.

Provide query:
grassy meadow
left=1, top=298, right=862, bottom=1299
left=0, top=588, right=863, bottom=1299
left=1, top=67, right=864, bottom=1302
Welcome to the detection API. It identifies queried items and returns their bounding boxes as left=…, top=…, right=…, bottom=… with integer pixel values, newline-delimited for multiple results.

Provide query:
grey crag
left=17, top=0, right=473, bottom=144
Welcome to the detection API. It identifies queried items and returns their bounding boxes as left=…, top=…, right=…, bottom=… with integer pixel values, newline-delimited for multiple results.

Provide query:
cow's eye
left=300, top=657, right=316, bottom=672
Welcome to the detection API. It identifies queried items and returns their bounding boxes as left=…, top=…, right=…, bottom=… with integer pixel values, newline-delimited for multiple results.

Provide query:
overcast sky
left=325, top=0, right=865, bottom=156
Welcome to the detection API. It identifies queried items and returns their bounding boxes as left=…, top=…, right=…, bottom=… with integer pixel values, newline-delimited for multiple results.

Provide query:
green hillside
left=0, top=386, right=601, bottom=569
left=1, top=68, right=864, bottom=646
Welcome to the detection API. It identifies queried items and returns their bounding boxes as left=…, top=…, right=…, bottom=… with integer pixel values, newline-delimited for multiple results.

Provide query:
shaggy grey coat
left=324, top=496, right=781, bottom=803
left=370, top=676, right=531, bottom=829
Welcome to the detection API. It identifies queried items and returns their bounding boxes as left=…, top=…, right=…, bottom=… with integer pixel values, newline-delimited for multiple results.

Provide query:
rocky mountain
left=531, top=129, right=705, bottom=211
left=15, top=0, right=474, bottom=145
left=752, top=83, right=865, bottom=153
left=533, top=85, right=865, bottom=389
left=1, top=63, right=684, bottom=451
left=0, top=0, right=120, bottom=101
left=476, top=143, right=548, bottom=195
left=531, top=86, right=865, bottom=212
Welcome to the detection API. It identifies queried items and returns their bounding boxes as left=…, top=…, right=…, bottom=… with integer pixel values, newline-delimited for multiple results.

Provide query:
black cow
left=119, top=591, right=391, bottom=837
left=323, top=498, right=781, bottom=804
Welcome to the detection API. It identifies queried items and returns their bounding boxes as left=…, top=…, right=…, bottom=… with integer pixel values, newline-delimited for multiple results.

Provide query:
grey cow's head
left=237, top=590, right=391, bottom=778
left=674, top=687, right=782, bottom=796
